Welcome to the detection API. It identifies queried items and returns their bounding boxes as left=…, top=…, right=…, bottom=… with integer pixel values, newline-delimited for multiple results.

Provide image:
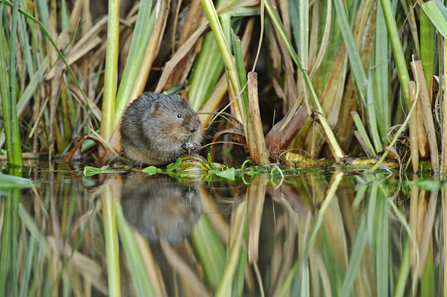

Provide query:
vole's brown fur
left=120, top=92, right=203, bottom=166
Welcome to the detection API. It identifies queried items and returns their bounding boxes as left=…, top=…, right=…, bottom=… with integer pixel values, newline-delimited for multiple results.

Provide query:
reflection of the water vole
left=121, top=174, right=202, bottom=243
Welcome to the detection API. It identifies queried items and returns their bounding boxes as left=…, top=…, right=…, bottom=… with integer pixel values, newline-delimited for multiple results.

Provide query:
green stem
left=0, top=0, right=23, bottom=167
left=379, top=0, right=410, bottom=110
left=100, top=0, right=120, bottom=142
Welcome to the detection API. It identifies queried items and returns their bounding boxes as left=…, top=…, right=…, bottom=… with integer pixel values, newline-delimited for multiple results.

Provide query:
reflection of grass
left=1, top=164, right=445, bottom=296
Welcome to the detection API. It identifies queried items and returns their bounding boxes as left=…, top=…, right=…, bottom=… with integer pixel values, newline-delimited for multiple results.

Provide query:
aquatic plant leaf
left=412, top=179, right=442, bottom=191
left=421, top=1, right=447, bottom=37
left=142, top=166, right=162, bottom=175
left=0, top=174, right=33, bottom=189
left=209, top=167, right=235, bottom=181
left=166, top=157, right=183, bottom=172
left=83, top=165, right=110, bottom=176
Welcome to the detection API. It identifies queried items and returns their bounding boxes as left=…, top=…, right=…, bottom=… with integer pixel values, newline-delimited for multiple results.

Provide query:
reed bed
left=1, top=0, right=447, bottom=296
left=0, top=0, right=445, bottom=173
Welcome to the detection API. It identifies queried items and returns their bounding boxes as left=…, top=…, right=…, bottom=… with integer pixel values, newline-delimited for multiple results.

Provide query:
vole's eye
left=177, top=114, right=183, bottom=119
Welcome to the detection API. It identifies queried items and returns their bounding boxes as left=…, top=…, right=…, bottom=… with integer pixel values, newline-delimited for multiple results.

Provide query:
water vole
left=120, top=92, right=203, bottom=166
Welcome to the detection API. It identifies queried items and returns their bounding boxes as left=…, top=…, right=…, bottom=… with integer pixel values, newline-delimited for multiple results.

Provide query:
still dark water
left=0, top=160, right=445, bottom=297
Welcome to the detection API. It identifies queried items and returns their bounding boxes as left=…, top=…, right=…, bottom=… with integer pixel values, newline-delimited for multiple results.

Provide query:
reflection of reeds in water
left=1, top=168, right=446, bottom=296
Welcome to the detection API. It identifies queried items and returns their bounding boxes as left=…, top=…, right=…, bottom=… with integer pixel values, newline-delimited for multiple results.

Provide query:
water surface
left=0, top=161, right=443, bottom=297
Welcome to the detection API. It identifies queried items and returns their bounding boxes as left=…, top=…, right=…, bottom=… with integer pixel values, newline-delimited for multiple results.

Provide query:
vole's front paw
left=182, top=142, right=198, bottom=151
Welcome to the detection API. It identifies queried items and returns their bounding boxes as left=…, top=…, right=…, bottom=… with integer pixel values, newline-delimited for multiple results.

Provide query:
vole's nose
left=190, top=127, right=197, bottom=133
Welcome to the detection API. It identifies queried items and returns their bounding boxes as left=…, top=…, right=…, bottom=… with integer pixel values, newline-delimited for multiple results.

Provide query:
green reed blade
left=200, top=0, right=245, bottom=126
left=188, top=0, right=226, bottom=111
left=35, top=0, right=49, bottom=29
left=367, top=72, right=383, bottom=153
left=60, top=0, right=70, bottom=32
left=0, top=0, right=23, bottom=167
left=114, top=0, right=155, bottom=125
left=188, top=33, right=224, bottom=111
left=333, top=0, right=367, bottom=102
left=420, top=7, right=436, bottom=91
left=100, top=0, right=120, bottom=142
left=18, top=12, right=35, bottom=79
left=379, top=0, right=410, bottom=110
left=232, top=32, right=248, bottom=113
left=299, top=0, right=309, bottom=70
left=373, top=0, right=390, bottom=139
left=420, top=1, right=447, bottom=38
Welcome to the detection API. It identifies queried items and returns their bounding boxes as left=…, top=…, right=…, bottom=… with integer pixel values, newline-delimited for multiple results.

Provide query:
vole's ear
left=151, top=100, right=161, bottom=115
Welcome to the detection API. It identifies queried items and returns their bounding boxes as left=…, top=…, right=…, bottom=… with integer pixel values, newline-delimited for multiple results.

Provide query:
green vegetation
left=2, top=0, right=447, bottom=296
left=0, top=0, right=445, bottom=174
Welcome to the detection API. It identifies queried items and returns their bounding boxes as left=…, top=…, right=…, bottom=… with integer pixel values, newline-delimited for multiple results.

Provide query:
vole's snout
left=190, top=126, right=198, bottom=133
